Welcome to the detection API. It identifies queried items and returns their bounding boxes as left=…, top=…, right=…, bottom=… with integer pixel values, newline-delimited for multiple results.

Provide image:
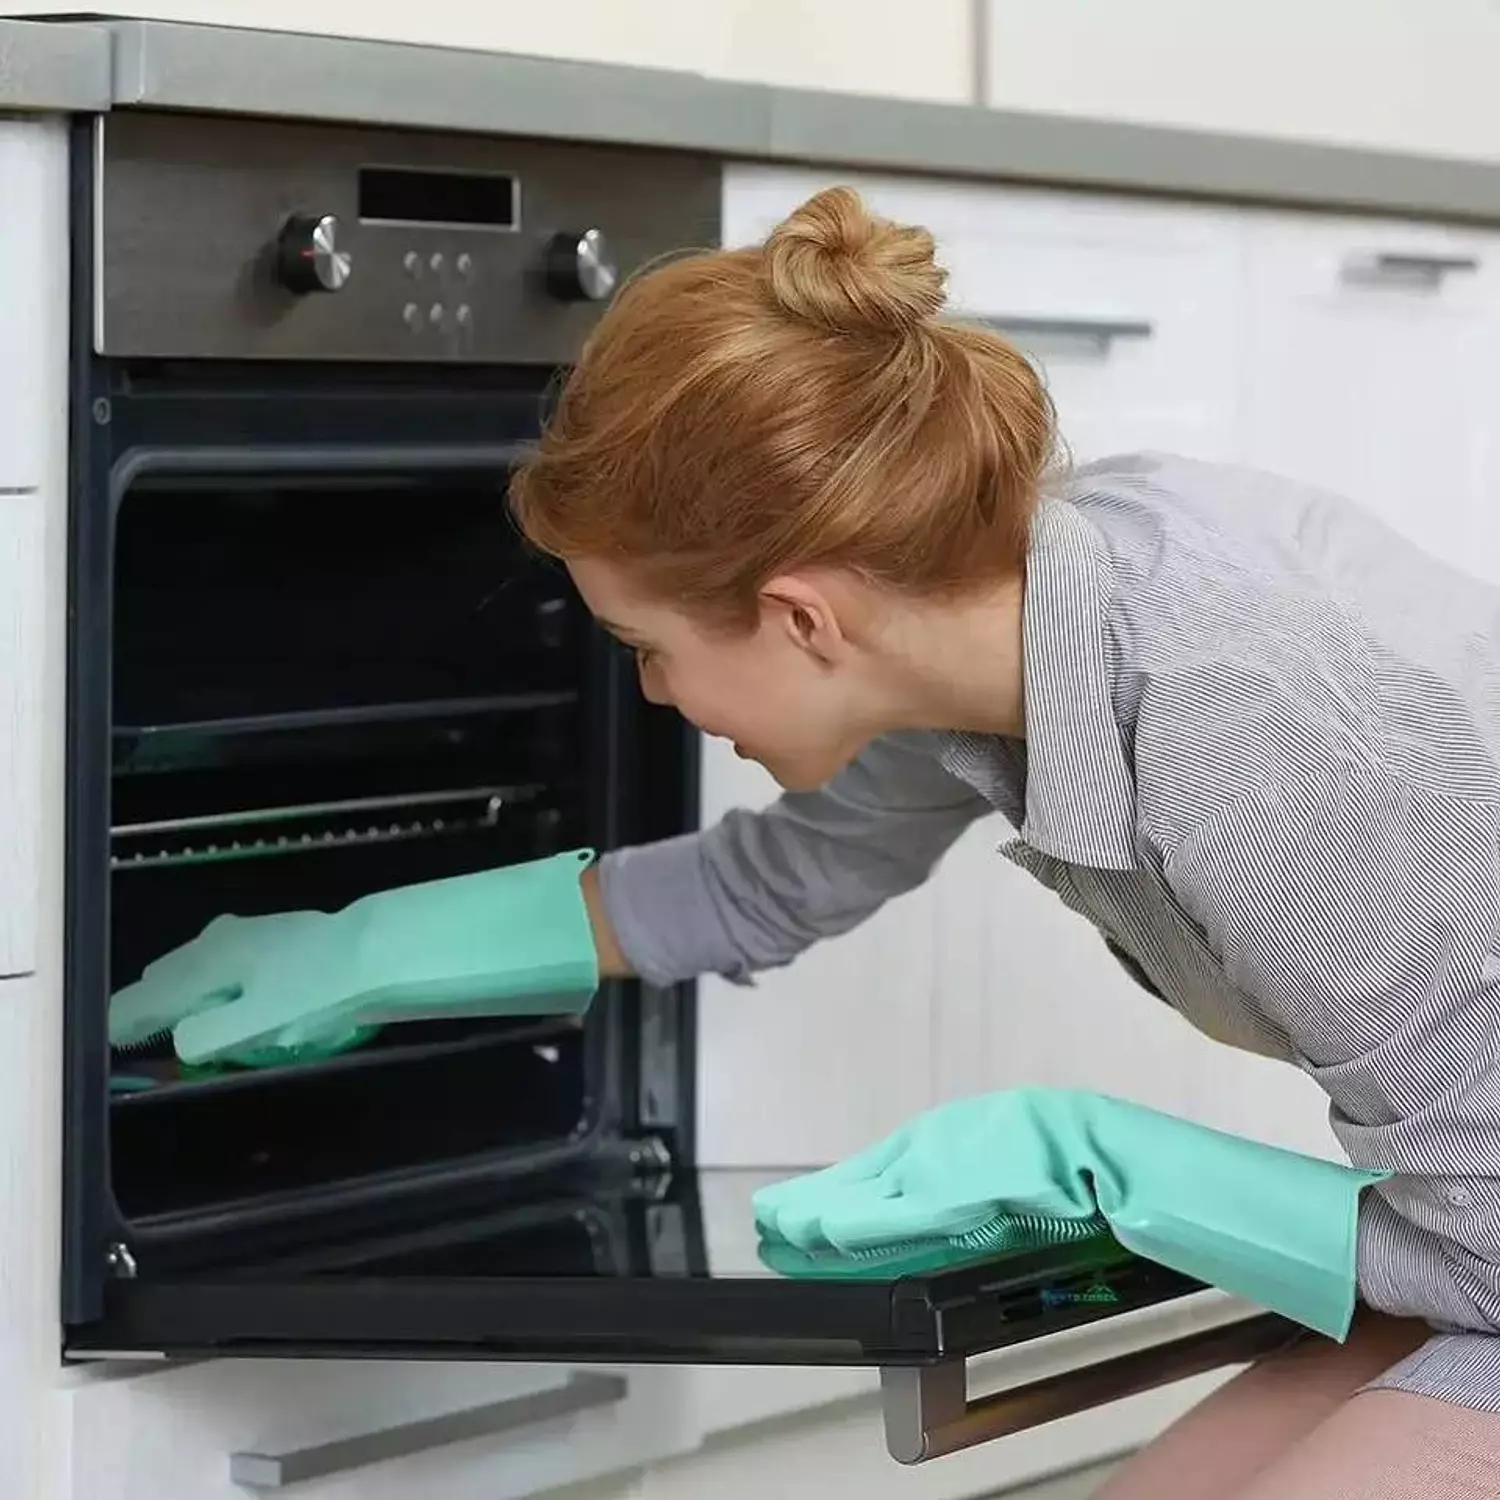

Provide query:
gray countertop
left=0, top=18, right=109, bottom=110
left=5, top=16, right=1500, bottom=226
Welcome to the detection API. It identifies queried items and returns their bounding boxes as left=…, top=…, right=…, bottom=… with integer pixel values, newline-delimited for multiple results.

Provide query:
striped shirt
left=598, top=450, right=1500, bottom=1410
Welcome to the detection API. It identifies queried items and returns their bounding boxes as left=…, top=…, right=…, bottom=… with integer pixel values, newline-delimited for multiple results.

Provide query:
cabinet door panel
left=1240, top=211, right=1500, bottom=584
left=62, top=1361, right=698, bottom=1500
left=694, top=735, right=941, bottom=1167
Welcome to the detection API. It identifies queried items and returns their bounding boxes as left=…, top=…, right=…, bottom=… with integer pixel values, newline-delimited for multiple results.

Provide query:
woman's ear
left=758, top=575, right=849, bottom=667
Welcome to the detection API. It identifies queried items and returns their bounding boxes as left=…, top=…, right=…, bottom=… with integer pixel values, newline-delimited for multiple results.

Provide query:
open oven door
left=64, top=1162, right=1298, bottom=1465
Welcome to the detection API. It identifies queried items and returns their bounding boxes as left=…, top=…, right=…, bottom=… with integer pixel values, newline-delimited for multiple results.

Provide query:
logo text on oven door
left=1040, top=1281, right=1121, bottom=1309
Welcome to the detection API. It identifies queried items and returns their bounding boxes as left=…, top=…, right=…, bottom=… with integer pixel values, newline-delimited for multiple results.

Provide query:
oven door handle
left=228, top=1371, right=628, bottom=1490
left=880, top=1311, right=1298, bottom=1464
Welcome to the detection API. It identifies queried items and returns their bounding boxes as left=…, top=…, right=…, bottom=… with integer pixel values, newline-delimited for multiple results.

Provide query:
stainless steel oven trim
left=881, top=1311, right=1299, bottom=1463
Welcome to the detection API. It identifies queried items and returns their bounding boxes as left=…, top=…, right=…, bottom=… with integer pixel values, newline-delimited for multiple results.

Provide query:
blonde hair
left=509, top=186, right=1056, bottom=629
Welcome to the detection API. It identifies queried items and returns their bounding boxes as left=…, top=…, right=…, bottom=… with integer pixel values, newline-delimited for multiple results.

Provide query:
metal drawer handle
left=1342, top=252, right=1481, bottom=286
left=229, top=1371, right=628, bottom=1490
left=880, top=1311, right=1297, bottom=1464
left=965, top=314, right=1155, bottom=350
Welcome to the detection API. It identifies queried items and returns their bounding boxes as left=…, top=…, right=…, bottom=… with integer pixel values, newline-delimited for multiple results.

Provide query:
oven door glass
left=66, top=1166, right=1207, bottom=1365
left=67, top=417, right=689, bottom=1333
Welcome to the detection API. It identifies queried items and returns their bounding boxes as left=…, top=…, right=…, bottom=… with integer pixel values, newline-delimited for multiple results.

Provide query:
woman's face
left=567, top=556, right=883, bottom=792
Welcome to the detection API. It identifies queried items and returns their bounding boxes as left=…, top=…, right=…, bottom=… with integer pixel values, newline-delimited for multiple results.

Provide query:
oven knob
left=276, top=213, right=353, bottom=294
left=546, top=229, right=618, bottom=302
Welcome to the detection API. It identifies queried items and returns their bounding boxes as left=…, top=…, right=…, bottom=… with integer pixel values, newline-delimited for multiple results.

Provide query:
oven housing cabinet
left=57, top=112, right=1293, bottom=1445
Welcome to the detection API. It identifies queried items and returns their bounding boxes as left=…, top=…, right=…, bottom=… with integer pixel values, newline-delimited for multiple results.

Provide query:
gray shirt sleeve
left=596, top=731, right=992, bottom=988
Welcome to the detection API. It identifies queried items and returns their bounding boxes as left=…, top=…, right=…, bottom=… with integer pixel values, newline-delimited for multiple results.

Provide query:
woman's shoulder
left=1062, top=454, right=1500, bottom=846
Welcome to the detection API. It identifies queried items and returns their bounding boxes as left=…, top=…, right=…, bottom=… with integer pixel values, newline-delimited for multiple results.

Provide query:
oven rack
left=109, top=1011, right=584, bottom=1110
left=110, top=783, right=548, bottom=871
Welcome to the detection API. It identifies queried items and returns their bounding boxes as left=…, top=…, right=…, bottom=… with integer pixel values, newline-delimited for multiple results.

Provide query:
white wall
left=0, top=0, right=977, bottom=102
left=982, top=0, right=1500, bottom=160
left=11, top=0, right=1500, bottom=158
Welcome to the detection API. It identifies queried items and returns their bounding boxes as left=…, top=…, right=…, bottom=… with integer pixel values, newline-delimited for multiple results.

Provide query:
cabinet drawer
left=723, top=164, right=1243, bottom=463
left=941, top=185, right=1241, bottom=463
left=1243, top=210, right=1500, bottom=311
left=62, top=1360, right=700, bottom=1500
left=1238, top=208, right=1500, bottom=581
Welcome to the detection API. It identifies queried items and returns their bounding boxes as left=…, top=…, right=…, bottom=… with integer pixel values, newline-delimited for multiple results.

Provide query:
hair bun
left=763, top=186, right=948, bottom=335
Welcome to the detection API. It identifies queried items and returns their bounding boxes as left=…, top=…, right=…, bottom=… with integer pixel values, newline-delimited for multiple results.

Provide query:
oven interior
left=108, top=459, right=604, bottom=1208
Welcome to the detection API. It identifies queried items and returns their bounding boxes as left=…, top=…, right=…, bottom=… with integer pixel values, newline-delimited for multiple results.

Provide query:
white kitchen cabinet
left=0, top=118, right=68, bottom=978
left=694, top=732, right=945, bottom=1167
left=983, top=0, right=1500, bottom=163
left=1237, top=209, right=1500, bottom=586
left=60, top=1359, right=701, bottom=1500
left=0, top=485, right=47, bottom=978
left=926, top=183, right=1244, bottom=468
left=724, top=163, right=1243, bottom=468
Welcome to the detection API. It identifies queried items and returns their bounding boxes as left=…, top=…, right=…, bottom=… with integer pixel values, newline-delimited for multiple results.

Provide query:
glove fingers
left=109, top=973, right=239, bottom=1046
left=752, top=1128, right=910, bottom=1227
left=758, top=1178, right=903, bottom=1250
left=173, top=985, right=278, bottom=1065
left=109, top=916, right=254, bottom=1045
left=820, top=1191, right=999, bottom=1252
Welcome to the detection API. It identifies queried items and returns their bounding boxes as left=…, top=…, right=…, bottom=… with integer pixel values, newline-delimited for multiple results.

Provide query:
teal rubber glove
left=108, top=848, right=600, bottom=1068
left=753, top=1087, right=1389, bottom=1341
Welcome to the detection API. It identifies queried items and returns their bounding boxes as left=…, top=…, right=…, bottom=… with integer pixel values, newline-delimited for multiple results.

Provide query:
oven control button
left=276, top=213, right=353, bottom=294
left=546, top=228, right=618, bottom=302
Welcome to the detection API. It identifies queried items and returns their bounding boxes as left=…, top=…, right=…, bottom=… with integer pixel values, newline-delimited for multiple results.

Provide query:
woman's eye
left=633, top=645, right=656, bottom=667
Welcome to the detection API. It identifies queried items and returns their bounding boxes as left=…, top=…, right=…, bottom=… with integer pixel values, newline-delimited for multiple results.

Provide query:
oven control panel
left=94, top=112, right=720, bottom=364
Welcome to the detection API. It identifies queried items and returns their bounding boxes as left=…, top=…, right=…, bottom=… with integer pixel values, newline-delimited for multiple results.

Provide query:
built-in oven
left=59, top=108, right=1292, bottom=1464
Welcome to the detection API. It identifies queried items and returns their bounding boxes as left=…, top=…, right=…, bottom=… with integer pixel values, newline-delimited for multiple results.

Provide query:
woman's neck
left=870, top=575, right=1027, bottom=740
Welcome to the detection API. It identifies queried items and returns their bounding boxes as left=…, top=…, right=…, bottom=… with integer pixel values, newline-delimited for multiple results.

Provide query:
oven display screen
left=358, top=165, right=519, bottom=229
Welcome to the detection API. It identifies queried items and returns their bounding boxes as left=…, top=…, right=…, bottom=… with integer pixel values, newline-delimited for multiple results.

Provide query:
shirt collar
left=1012, top=497, right=1139, bottom=870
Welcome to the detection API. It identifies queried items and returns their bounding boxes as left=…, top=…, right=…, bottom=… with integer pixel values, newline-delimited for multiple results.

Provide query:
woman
left=509, top=187, right=1500, bottom=1496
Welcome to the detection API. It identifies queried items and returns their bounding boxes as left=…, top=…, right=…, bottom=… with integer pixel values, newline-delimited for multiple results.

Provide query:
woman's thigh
left=1232, top=1388, right=1500, bottom=1499
left=1092, top=1311, right=1431, bottom=1500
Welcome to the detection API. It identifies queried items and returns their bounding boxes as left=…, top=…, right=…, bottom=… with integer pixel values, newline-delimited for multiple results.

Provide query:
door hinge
left=105, top=1241, right=139, bottom=1279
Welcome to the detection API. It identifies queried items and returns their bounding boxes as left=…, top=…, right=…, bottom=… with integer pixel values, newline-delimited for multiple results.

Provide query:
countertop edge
left=10, top=17, right=1500, bottom=227
left=107, top=20, right=773, bottom=159
left=0, top=18, right=110, bottom=112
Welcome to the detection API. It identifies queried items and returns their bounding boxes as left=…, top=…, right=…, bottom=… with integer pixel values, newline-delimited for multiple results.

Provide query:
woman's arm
left=581, top=860, right=634, bottom=980
left=593, top=732, right=992, bottom=989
